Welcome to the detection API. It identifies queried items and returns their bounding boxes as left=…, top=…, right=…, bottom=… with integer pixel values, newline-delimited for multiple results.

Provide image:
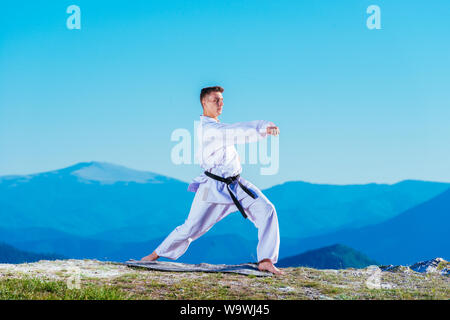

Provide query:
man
left=140, top=86, right=283, bottom=275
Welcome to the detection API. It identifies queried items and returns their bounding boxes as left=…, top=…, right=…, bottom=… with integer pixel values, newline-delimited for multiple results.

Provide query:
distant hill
left=0, top=242, right=65, bottom=264
left=0, top=226, right=259, bottom=264
left=0, top=227, right=127, bottom=260
left=277, top=244, right=378, bottom=269
left=264, top=179, right=450, bottom=239
left=284, top=187, right=450, bottom=265
left=1, top=161, right=448, bottom=243
left=0, top=161, right=194, bottom=238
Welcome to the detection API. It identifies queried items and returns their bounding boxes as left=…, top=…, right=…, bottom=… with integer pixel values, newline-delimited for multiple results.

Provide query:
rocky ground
left=0, top=258, right=448, bottom=300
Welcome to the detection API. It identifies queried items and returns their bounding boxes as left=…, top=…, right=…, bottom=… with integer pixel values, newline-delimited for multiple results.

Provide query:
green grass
left=1, top=262, right=448, bottom=300
left=0, top=277, right=128, bottom=300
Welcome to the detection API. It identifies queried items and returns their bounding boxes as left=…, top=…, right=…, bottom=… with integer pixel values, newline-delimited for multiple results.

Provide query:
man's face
left=202, top=91, right=224, bottom=118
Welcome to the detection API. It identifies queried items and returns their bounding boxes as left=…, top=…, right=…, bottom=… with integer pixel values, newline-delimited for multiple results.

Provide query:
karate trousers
left=154, top=184, right=280, bottom=264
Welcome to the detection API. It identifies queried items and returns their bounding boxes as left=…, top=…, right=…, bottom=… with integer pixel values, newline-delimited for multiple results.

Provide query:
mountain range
left=0, top=242, right=64, bottom=264
left=282, top=187, right=450, bottom=265
left=0, top=161, right=449, bottom=265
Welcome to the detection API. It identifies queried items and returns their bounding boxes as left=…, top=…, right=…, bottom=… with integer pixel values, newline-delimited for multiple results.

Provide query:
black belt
left=204, top=171, right=257, bottom=219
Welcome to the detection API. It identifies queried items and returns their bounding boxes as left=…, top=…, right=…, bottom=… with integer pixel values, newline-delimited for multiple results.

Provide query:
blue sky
left=1, top=0, right=449, bottom=188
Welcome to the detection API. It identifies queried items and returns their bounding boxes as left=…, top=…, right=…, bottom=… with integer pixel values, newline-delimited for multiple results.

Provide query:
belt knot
left=203, top=171, right=256, bottom=219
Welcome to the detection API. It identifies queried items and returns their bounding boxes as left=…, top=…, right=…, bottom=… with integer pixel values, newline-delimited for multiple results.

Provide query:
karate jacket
left=187, top=115, right=273, bottom=204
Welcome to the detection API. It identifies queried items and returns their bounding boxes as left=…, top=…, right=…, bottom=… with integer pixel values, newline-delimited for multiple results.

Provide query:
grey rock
left=409, top=258, right=449, bottom=275
left=380, top=258, right=449, bottom=276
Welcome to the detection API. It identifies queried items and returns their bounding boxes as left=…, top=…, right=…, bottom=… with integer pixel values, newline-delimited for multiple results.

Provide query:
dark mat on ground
left=123, top=260, right=273, bottom=277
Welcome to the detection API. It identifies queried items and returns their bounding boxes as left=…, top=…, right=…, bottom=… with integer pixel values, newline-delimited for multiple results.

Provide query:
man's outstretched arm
left=203, top=120, right=280, bottom=146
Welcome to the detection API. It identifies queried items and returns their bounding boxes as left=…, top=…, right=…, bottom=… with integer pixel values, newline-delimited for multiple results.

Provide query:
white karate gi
left=155, top=115, right=280, bottom=264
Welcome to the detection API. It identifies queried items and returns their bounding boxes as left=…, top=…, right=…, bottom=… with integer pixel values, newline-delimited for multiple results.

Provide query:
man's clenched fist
left=266, top=125, right=280, bottom=136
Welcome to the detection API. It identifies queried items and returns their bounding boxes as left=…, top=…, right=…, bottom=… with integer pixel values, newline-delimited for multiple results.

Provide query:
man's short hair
left=200, top=86, right=224, bottom=107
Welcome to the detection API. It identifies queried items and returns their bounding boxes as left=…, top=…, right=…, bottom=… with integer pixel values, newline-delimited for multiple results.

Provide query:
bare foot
left=140, top=251, right=159, bottom=262
left=258, top=259, right=284, bottom=275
